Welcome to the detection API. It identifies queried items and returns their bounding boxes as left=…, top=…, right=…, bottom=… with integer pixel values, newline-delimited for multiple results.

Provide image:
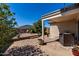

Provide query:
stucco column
left=42, top=19, right=44, bottom=39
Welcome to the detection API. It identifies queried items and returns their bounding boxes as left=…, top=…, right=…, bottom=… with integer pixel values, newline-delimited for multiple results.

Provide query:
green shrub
left=0, top=29, right=17, bottom=53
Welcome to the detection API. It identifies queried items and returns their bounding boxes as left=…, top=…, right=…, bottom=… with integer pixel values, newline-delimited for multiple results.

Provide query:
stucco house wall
left=50, top=19, right=78, bottom=38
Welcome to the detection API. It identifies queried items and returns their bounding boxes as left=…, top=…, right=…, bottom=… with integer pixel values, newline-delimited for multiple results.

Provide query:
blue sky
left=8, top=3, right=72, bottom=27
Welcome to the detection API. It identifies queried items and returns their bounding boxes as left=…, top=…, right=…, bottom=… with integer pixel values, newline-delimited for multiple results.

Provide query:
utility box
left=60, top=33, right=74, bottom=46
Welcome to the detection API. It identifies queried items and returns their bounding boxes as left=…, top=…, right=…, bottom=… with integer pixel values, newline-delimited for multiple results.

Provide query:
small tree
left=31, top=20, right=48, bottom=36
left=32, top=20, right=42, bottom=35
left=0, top=3, right=17, bottom=53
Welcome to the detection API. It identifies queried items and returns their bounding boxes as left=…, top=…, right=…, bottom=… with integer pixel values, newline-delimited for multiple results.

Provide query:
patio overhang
left=42, top=8, right=79, bottom=24
left=49, top=11, right=79, bottom=23
left=41, top=4, right=79, bottom=40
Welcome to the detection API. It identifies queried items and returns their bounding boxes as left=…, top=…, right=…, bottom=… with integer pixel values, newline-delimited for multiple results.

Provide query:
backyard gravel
left=4, top=33, right=73, bottom=56
left=4, top=45, right=48, bottom=56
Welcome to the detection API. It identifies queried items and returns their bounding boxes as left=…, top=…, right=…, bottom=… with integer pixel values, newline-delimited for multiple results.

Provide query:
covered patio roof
left=42, top=4, right=79, bottom=23
left=41, top=3, right=79, bottom=40
left=49, top=10, right=79, bottom=23
left=42, top=8, right=79, bottom=23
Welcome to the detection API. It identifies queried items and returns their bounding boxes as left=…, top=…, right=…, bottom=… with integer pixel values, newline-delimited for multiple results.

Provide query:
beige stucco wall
left=50, top=19, right=78, bottom=37
left=49, top=25, right=59, bottom=40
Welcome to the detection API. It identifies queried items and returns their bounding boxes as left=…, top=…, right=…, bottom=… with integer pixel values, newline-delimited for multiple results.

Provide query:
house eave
left=42, top=7, right=79, bottom=23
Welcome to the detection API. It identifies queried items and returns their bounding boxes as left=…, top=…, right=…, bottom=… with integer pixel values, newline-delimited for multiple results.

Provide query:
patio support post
left=42, top=19, right=44, bottom=40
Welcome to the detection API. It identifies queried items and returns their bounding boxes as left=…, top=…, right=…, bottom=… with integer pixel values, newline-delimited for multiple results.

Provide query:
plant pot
left=38, top=39, right=44, bottom=45
left=72, top=49, right=79, bottom=56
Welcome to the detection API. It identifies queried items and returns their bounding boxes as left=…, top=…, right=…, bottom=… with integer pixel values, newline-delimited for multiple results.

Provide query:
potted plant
left=38, top=39, right=47, bottom=45
left=72, top=45, right=79, bottom=56
left=38, top=39, right=44, bottom=45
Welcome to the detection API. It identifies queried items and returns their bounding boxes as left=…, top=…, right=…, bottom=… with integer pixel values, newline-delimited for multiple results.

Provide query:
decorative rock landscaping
left=4, top=45, right=48, bottom=56
left=3, top=33, right=73, bottom=56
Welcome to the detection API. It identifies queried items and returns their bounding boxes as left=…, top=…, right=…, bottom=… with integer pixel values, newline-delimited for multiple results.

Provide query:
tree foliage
left=31, top=20, right=48, bottom=36
left=0, top=3, right=17, bottom=53
left=31, top=20, right=42, bottom=35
